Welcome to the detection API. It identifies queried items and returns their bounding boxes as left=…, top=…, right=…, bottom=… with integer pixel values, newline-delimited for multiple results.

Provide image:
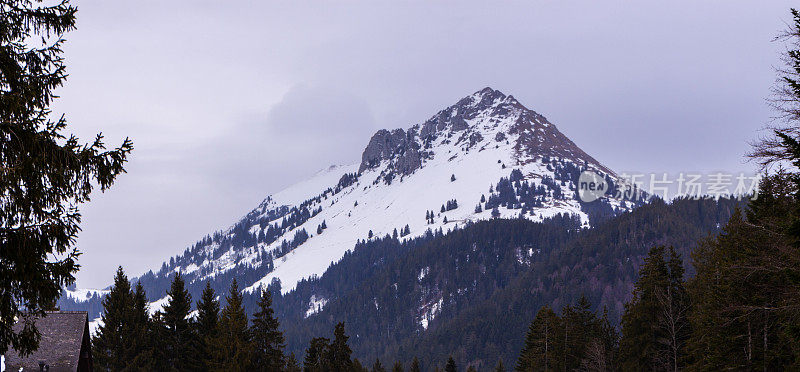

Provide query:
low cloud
left=195, top=84, right=378, bottom=197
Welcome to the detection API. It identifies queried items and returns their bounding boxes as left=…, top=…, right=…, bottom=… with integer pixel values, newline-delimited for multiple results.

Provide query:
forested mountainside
left=61, top=195, right=741, bottom=368
left=266, top=196, right=742, bottom=368
left=54, top=87, right=740, bottom=368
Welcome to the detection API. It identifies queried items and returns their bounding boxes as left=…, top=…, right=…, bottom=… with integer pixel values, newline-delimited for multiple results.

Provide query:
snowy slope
left=237, top=88, right=637, bottom=294
left=62, top=288, right=109, bottom=302
left=68, top=87, right=643, bottom=323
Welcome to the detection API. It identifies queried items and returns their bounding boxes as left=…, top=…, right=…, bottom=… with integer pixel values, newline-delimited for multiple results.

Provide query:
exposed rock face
left=358, top=86, right=614, bottom=178
left=358, top=129, right=422, bottom=175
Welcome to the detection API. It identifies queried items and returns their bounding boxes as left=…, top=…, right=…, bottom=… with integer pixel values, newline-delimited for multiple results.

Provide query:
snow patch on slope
left=63, top=288, right=109, bottom=302
left=305, top=295, right=328, bottom=318
left=419, top=297, right=444, bottom=330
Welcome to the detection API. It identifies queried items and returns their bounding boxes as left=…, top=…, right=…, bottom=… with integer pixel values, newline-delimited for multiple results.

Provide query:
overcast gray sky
left=57, top=1, right=795, bottom=288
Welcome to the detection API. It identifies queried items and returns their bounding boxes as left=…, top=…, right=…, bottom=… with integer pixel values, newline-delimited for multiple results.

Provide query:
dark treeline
left=517, top=171, right=800, bottom=370
left=93, top=268, right=298, bottom=371
left=92, top=266, right=481, bottom=372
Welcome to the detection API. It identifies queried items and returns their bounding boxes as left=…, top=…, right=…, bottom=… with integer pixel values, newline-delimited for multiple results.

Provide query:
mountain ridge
left=358, top=87, right=614, bottom=179
left=60, top=87, right=642, bottom=331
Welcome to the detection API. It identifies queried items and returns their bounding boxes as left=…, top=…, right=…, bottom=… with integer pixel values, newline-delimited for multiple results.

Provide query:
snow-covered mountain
left=62, top=87, right=643, bottom=323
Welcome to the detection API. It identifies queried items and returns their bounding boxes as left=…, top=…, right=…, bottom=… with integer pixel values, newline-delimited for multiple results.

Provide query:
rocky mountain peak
left=358, top=87, right=613, bottom=178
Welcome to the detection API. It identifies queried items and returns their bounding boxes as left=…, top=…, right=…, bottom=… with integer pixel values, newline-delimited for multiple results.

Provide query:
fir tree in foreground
left=687, top=202, right=800, bottom=369
left=285, top=352, right=302, bottom=372
left=516, top=306, right=559, bottom=371
left=410, top=357, right=421, bottom=372
left=445, top=356, right=457, bottom=372
left=251, top=289, right=285, bottom=370
left=732, top=10, right=800, bottom=367
left=124, top=283, right=153, bottom=370
left=618, top=246, right=689, bottom=371
left=328, top=322, right=354, bottom=370
left=93, top=269, right=154, bottom=371
left=93, top=267, right=133, bottom=371
left=372, top=358, right=387, bottom=372
left=196, top=282, right=220, bottom=370
left=210, top=279, right=253, bottom=371
left=153, top=272, right=201, bottom=371
left=0, top=0, right=133, bottom=356
left=353, top=358, right=368, bottom=372
left=515, top=296, right=616, bottom=372
left=303, top=337, right=330, bottom=372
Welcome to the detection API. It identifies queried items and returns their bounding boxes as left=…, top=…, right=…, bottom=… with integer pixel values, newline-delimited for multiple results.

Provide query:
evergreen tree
left=251, top=289, right=285, bottom=371
left=445, top=356, right=457, bottom=372
left=285, top=352, right=302, bottom=372
left=619, top=246, right=690, bottom=371
left=303, top=337, right=329, bottom=372
left=327, top=322, right=353, bottom=370
left=410, top=357, right=421, bottom=372
left=741, top=10, right=800, bottom=366
left=515, top=296, right=616, bottom=372
left=516, top=306, right=560, bottom=371
left=196, top=282, right=220, bottom=371
left=353, top=359, right=369, bottom=372
left=579, top=308, right=617, bottom=372
left=93, top=267, right=134, bottom=371
left=211, top=279, right=253, bottom=371
left=688, top=205, right=800, bottom=369
left=561, top=298, right=590, bottom=369
left=372, top=358, right=386, bottom=372
left=392, top=361, right=404, bottom=372
left=560, top=296, right=616, bottom=370
left=661, top=247, right=691, bottom=370
left=494, top=359, right=505, bottom=372
left=154, top=272, right=201, bottom=371
left=123, top=282, right=153, bottom=371
left=0, top=0, right=132, bottom=356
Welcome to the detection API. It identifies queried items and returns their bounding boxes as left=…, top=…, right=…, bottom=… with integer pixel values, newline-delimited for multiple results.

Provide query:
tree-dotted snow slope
left=66, top=87, right=641, bottom=322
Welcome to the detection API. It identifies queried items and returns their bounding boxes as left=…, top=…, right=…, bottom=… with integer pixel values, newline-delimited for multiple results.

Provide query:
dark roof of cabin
left=3, top=311, right=89, bottom=372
